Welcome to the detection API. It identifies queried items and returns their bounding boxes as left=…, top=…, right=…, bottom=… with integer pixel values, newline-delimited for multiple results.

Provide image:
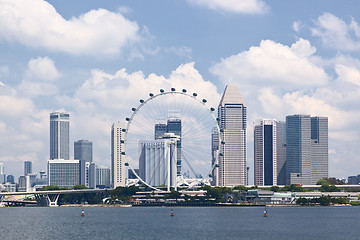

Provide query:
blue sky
left=0, top=0, right=360, bottom=182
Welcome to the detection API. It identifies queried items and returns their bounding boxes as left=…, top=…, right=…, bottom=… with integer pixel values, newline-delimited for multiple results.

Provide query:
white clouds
left=210, top=38, right=328, bottom=90
left=18, top=57, right=60, bottom=97
left=293, top=21, right=303, bottom=33
left=335, top=64, right=360, bottom=87
left=311, top=13, right=360, bottom=51
left=25, top=57, right=61, bottom=81
left=0, top=0, right=140, bottom=55
left=0, top=95, right=34, bottom=118
left=187, top=0, right=269, bottom=14
left=71, top=62, right=219, bottom=118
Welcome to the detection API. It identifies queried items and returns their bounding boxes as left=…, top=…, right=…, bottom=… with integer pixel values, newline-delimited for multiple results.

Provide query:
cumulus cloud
left=64, top=62, right=219, bottom=123
left=210, top=38, right=328, bottom=90
left=311, top=13, right=360, bottom=51
left=0, top=95, right=34, bottom=118
left=18, top=57, right=60, bottom=97
left=25, top=57, right=61, bottom=81
left=0, top=0, right=140, bottom=55
left=187, top=0, right=269, bottom=14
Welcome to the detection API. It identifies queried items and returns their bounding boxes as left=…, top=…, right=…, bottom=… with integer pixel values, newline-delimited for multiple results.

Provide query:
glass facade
left=47, top=160, right=80, bottom=188
left=286, top=115, right=328, bottom=185
left=74, top=140, right=93, bottom=162
left=254, top=120, right=277, bottom=186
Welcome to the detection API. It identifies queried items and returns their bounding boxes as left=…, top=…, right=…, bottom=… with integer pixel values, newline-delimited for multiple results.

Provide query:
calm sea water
left=0, top=206, right=359, bottom=239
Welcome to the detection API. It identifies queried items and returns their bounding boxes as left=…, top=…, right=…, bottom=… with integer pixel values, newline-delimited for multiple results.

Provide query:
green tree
left=73, top=185, right=89, bottom=190
left=316, top=179, right=328, bottom=185
left=281, top=184, right=306, bottom=192
left=317, top=196, right=331, bottom=206
left=350, top=201, right=360, bottom=206
left=296, top=197, right=309, bottom=205
left=319, top=184, right=340, bottom=192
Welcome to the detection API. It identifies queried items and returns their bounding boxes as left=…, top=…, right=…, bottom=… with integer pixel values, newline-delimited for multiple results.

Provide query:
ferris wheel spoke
left=124, top=89, right=220, bottom=191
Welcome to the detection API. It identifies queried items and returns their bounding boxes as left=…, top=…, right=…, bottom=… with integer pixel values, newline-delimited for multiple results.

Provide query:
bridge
left=0, top=189, right=109, bottom=207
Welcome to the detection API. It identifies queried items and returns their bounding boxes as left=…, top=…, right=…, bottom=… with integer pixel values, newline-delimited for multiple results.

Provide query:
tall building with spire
left=111, top=121, right=126, bottom=188
left=218, top=84, right=247, bottom=186
left=50, top=112, right=70, bottom=160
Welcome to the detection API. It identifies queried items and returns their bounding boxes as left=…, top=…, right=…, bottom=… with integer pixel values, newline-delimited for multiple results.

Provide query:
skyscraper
left=276, top=121, right=287, bottom=185
left=286, top=115, right=311, bottom=185
left=0, top=163, right=5, bottom=184
left=254, top=120, right=277, bottom=186
left=96, top=166, right=111, bottom=188
left=111, top=121, right=126, bottom=188
left=154, top=123, right=167, bottom=140
left=167, top=117, right=182, bottom=176
left=24, top=161, right=32, bottom=175
left=50, top=112, right=70, bottom=160
left=286, top=114, right=328, bottom=185
left=218, top=84, right=247, bottom=186
left=74, top=140, right=94, bottom=188
left=74, top=140, right=93, bottom=162
left=139, top=134, right=178, bottom=189
left=154, top=115, right=182, bottom=176
left=310, top=117, right=328, bottom=184
left=211, top=128, right=219, bottom=186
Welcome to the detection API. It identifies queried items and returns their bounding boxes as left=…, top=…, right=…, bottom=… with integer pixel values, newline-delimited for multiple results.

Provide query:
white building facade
left=111, top=121, right=126, bottom=188
left=218, top=84, right=247, bottom=186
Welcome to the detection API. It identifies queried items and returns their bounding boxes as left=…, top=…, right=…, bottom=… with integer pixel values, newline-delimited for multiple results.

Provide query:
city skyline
left=0, top=1, right=359, bottom=181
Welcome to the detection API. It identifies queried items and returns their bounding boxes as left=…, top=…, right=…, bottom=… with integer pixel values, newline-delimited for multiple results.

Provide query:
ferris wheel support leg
left=167, top=142, right=170, bottom=192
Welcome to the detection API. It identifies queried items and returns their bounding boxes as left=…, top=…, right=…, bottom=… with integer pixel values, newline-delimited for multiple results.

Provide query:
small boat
left=81, top=208, right=85, bottom=217
left=170, top=209, right=174, bottom=217
left=264, top=208, right=268, bottom=217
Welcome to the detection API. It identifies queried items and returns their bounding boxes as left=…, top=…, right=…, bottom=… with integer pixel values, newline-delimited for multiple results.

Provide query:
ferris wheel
left=123, top=88, right=221, bottom=191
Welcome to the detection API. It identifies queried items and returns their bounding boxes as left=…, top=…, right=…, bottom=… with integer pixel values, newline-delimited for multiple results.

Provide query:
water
left=0, top=206, right=359, bottom=239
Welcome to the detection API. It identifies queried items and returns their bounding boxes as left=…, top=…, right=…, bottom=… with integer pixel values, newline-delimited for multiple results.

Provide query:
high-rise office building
left=74, top=140, right=93, bottom=162
left=286, top=115, right=311, bottom=185
left=276, top=121, right=287, bottom=185
left=7, top=175, right=15, bottom=184
left=310, top=117, right=328, bottom=184
left=286, top=114, right=328, bottom=185
left=96, top=166, right=111, bottom=188
left=211, top=128, right=219, bottom=186
left=87, top=162, right=96, bottom=189
left=111, top=121, right=126, bottom=188
left=50, top=112, right=70, bottom=160
left=218, top=84, right=247, bottom=186
left=47, top=159, right=81, bottom=188
left=24, top=161, right=32, bottom=175
left=0, top=163, right=5, bottom=184
left=139, top=136, right=178, bottom=189
left=167, top=117, right=182, bottom=176
left=74, top=139, right=94, bottom=188
left=154, top=116, right=182, bottom=176
left=254, top=120, right=277, bottom=186
left=155, top=123, right=167, bottom=140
